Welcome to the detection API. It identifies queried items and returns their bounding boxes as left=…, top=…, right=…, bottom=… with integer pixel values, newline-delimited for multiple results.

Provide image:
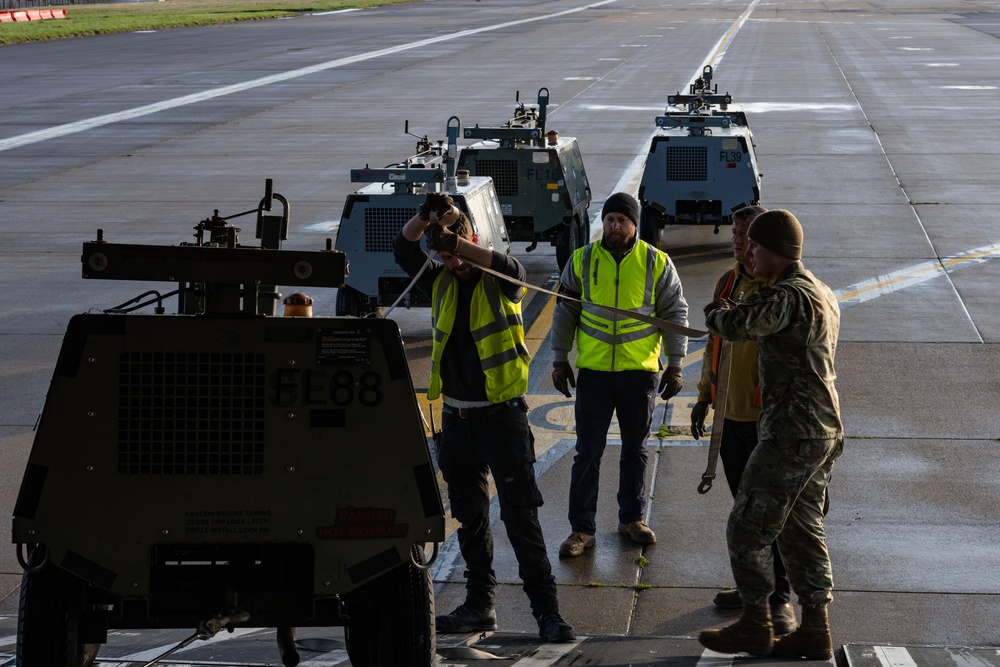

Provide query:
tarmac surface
left=2, top=0, right=1000, bottom=664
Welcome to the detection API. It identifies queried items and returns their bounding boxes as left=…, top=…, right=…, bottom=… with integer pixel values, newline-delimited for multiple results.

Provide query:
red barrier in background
left=1, top=7, right=66, bottom=20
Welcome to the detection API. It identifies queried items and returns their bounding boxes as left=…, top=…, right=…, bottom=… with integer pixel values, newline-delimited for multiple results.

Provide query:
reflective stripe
left=427, top=266, right=530, bottom=402
left=644, top=244, right=656, bottom=305
left=571, top=239, right=667, bottom=372
left=581, top=245, right=594, bottom=302
left=481, top=346, right=520, bottom=371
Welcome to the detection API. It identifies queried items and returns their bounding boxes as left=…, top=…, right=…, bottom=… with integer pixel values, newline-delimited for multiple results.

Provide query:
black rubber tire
left=344, top=545, right=435, bottom=667
left=556, top=215, right=588, bottom=273
left=639, top=206, right=661, bottom=247
left=335, top=286, right=362, bottom=317
left=576, top=214, right=591, bottom=249
left=16, top=549, right=88, bottom=667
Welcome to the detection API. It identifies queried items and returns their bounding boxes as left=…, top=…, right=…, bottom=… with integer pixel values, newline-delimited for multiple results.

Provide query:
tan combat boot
left=771, top=604, right=833, bottom=660
left=698, top=602, right=773, bottom=656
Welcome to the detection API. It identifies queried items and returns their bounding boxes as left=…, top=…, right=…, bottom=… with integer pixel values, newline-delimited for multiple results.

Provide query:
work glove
left=419, top=192, right=455, bottom=223
left=704, top=298, right=736, bottom=316
left=551, top=361, right=576, bottom=398
left=690, top=400, right=711, bottom=440
left=427, top=225, right=459, bottom=254
left=657, top=366, right=683, bottom=400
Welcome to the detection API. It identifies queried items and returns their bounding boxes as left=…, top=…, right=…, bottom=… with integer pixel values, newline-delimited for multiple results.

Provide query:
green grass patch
left=1, top=0, right=415, bottom=45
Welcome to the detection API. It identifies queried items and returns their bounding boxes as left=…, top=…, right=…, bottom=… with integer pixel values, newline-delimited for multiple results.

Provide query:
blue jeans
left=567, top=368, right=657, bottom=534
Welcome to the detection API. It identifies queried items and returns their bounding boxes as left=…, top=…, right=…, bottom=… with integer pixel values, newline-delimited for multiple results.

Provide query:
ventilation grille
left=117, top=352, right=266, bottom=475
left=475, top=159, right=519, bottom=197
left=665, top=146, right=708, bottom=181
left=365, top=207, right=417, bottom=253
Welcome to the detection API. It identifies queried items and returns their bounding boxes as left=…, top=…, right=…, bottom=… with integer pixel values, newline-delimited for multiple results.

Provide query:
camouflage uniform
left=704, top=261, right=843, bottom=608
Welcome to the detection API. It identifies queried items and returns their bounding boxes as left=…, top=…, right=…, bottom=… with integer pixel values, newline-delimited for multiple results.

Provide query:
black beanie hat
left=748, top=209, right=803, bottom=260
left=601, top=192, right=640, bottom=226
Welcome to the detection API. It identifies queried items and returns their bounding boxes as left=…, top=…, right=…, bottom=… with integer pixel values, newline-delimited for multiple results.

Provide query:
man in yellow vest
left=690, top=206, right=797, bottom=635
left=393, top=192, right=575, bottom=643
left=550, top=192, right=690, bottom=558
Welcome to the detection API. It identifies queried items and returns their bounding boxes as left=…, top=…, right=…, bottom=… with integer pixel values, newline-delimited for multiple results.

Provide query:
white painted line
left=874, top=645, right=918, bottom=667
left=602, top=0, right=763, bottom=204
left=114, top=626, right=267, bottom=661
left=509, top=637, right=586, bottom=664
left=697, top=647, right=735, bottom=667
left=0, top=0, right=618, bottom=153
left=311, top=8, right=362, bottom=14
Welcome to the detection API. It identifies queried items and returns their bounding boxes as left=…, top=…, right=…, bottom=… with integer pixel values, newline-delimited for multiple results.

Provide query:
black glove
left=657, top=366, right=683, bottom=400
left=551, top=361, right=576, bottom=398
left=427, top=225, right=459, bottom=254
left=419, top=192, right=454, bottom=222
left=690, top=400, right=710, bottom=440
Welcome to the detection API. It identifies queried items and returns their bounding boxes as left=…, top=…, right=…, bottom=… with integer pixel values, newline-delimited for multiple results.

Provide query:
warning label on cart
left=184, top=509, right=272, bottom=535
left=315, top=507, right=409, bottom=539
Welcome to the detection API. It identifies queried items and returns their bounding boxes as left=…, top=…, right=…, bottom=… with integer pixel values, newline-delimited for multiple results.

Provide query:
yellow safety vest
left=428, top=270, right=530, bottom=403
left=572, top=240, right=667, bottom=372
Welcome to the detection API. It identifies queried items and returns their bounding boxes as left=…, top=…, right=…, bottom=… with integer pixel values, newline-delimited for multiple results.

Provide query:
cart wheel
left=17, top=548, right=90, bottom=667
left=345, top=545, right=435, bottom=667
left=639, top=206, right=661, bottom=247
left=556, top=214, right=587, bottom=272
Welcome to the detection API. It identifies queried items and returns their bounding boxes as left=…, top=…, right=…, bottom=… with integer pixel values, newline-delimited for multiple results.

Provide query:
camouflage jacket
left=703, top=261, right=842, bottom=441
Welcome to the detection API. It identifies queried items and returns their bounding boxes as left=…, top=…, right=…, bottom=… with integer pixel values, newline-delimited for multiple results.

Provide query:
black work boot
left=436, top=603, right=498, bottom=633
left=713, top=588, right=742, bottom=609
left=771, top=604, right=832, bottom=660
left=536, top=611, right=576, bottom=642
left=698, top=602, right=774, bottom=656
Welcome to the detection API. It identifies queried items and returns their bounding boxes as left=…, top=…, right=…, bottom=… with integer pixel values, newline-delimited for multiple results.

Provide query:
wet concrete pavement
left=1, top=0, right=999, bottom=662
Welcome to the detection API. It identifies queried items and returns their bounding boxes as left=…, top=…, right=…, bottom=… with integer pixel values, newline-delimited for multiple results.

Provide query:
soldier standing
left=690, top=206, right=797, bottom=635
left=697, top=209, right=843, bottom=660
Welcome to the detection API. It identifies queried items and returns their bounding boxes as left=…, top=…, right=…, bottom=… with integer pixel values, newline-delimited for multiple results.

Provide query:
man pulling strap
left=697, top=209, right=843, bottom=660
left=393, top=192, right=576, bottom=643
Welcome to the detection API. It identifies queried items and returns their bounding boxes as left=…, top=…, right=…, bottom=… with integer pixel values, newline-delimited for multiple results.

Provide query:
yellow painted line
left=525, top=291, right=558, bottom=358
left=835, top=243, right=1000, bottom=307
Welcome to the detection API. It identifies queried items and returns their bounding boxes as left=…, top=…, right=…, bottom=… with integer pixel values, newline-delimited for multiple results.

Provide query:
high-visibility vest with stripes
left=571, top=240, right=666, bottom=372
left=427, top=269, right=530, bottom=403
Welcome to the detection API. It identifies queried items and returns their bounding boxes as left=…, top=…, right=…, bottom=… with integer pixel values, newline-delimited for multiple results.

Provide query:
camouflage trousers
left=727, top=436, right=844, bottom=608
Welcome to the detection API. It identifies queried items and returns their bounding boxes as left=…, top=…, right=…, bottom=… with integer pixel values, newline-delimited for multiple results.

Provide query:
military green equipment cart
left=458, top=88, right=592, bottom=271
left=11, top=181, right=445, bottom=667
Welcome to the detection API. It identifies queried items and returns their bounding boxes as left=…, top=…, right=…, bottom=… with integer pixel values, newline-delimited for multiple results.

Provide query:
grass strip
left=1, top=0, right=413, bottom=45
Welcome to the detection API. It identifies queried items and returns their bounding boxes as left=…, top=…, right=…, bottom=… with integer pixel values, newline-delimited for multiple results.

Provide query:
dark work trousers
left=568, top=368, right=657, bottom=535
left=720, top=418, right=791, bottom=605
left=437, top=402, right=559, bottom=617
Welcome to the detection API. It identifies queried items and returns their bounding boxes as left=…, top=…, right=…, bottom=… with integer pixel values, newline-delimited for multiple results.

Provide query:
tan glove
left=427, top=225, right=459, bottom=254
left=419, top=192, right=453, bottom=222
